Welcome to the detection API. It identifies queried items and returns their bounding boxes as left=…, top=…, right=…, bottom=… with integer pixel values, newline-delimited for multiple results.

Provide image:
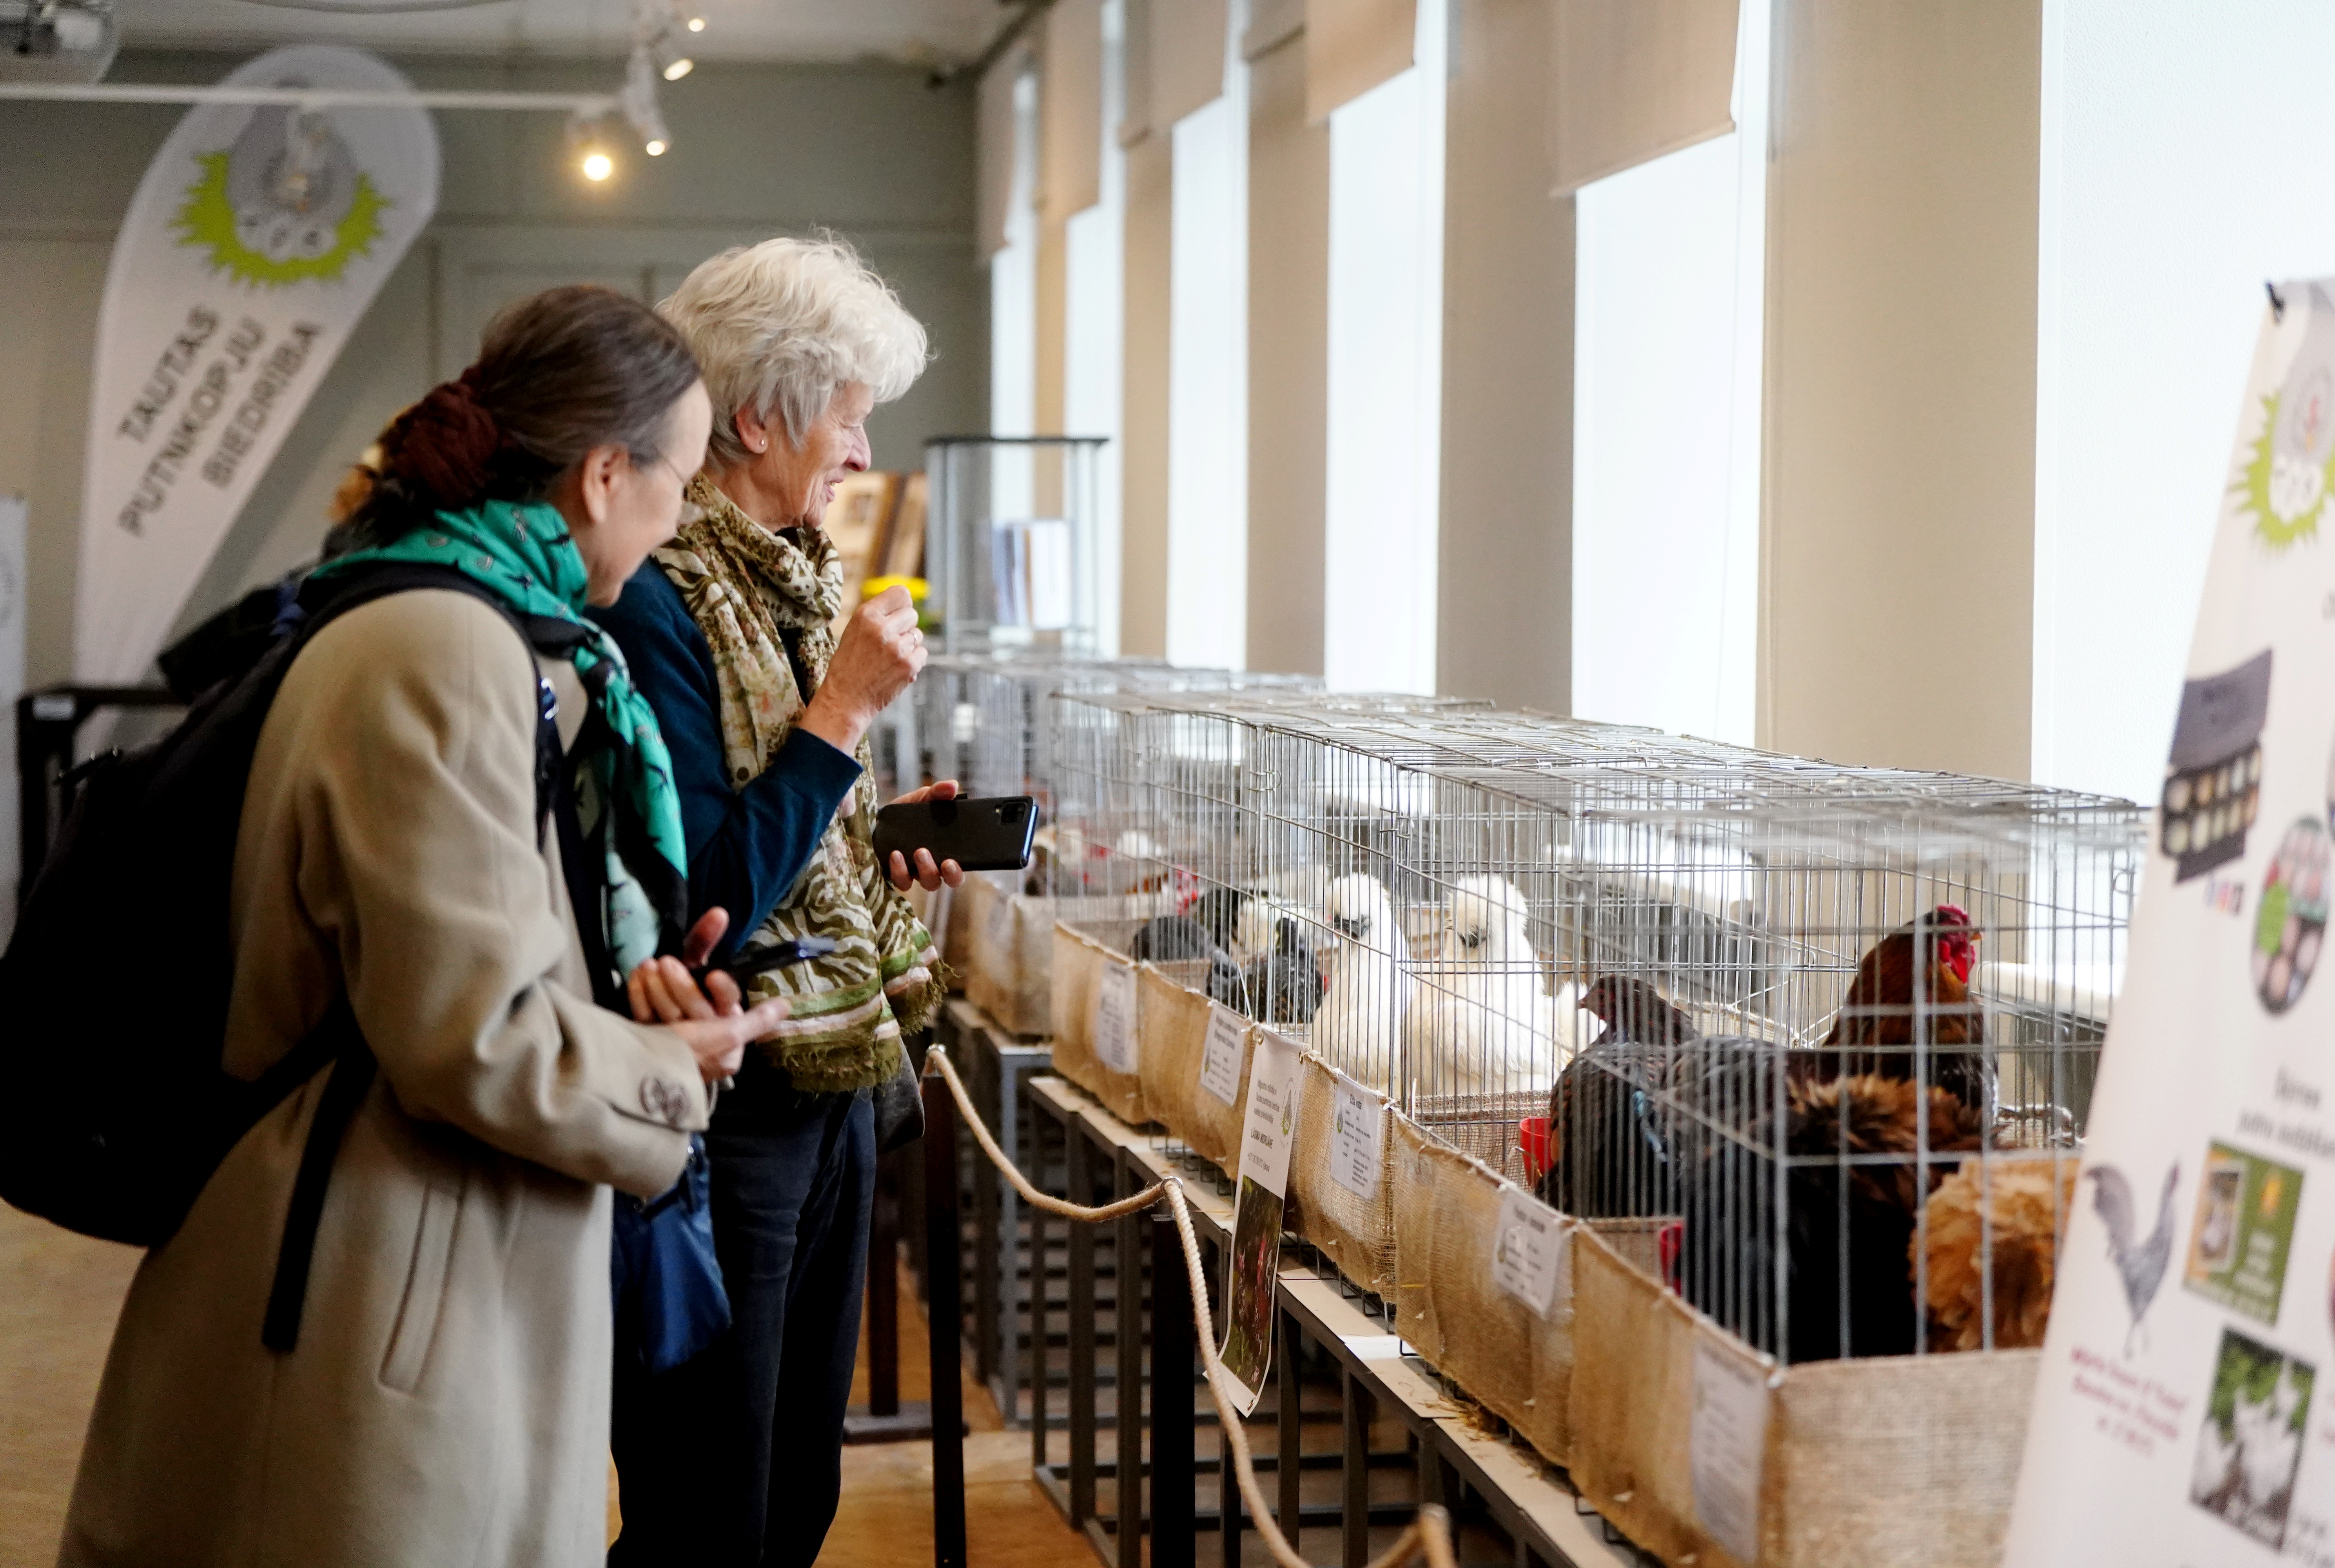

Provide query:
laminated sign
left=2006, top=281, right=2335, bottom=1566
left=74, top=46, right=438, bottom=683
left=1218, top=1028, right=1302, bottom=1417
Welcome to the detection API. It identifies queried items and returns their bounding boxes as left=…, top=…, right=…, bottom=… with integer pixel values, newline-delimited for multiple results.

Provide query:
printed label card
left=1093, top=957, right=1138, bottom=1074
left=1489, top=1185, right=1567, bottom=1319
left=1691, top=1340, right=1772, bottom=1563
left=1329, top=1074, right=1385, bottom=1199
left=1198, top=1002, right=1246, bottom=1107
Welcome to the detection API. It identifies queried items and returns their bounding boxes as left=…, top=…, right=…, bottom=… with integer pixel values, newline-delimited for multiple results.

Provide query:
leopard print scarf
left=651, top=474, right=943, bottom=1093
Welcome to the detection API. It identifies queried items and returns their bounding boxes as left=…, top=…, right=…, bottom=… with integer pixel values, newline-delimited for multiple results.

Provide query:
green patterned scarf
left=310, top=498, right=689, bottom=975
left=652, top=474, right=943, bottom=1093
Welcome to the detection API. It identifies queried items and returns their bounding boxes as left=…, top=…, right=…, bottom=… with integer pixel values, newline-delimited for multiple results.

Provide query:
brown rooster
left=1918, top=1157, right=2078, bottom=1352
left=1806, top=904, right=1993, bottom=1114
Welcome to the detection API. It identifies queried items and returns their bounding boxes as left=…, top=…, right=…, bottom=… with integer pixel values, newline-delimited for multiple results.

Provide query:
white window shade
left=1305, top=0, right=1414, bottom=123
left=1151, top=0, right=1230, bottom=128
left=1043, top=0, right=1105, bottom=219
left=977, top=47, right=1030, bottom=258
left=1548, top=0, right=1738, bottom=196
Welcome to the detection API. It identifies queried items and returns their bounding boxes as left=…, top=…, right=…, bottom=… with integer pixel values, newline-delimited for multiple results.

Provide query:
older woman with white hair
left=591, top=236, right=961, bottom=1568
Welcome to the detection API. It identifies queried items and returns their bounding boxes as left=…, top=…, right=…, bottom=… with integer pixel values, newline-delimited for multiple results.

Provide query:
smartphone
left=690, top=935, right=836, bottom=991
left=872, top=795, right=1038, bottom=873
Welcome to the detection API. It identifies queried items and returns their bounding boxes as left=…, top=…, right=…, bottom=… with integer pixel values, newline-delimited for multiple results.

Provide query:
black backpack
left=0, top=563, right=595, bottom=1350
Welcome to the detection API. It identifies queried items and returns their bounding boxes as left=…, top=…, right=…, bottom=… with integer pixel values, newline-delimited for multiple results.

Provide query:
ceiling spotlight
left=661, top=55, right=693, bottom=81
left=686, top=15, right=705, bottom=31
left=644, top=138, right=668, bottom=156
left=581, top=149, right=614, bottom=181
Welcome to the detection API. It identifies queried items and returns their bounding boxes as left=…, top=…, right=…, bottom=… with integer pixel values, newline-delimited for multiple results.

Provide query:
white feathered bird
left=1309, top=874, right=1410, bottom=1091
left=1402, top=875, right=1569, bottom=1098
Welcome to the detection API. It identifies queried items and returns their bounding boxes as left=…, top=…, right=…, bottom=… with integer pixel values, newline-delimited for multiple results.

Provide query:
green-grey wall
left=0, top=49, right=985, bottom=686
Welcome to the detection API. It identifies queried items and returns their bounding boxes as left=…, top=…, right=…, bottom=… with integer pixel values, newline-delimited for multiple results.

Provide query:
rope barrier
left=923, top=1047, right=1458, bottom=1568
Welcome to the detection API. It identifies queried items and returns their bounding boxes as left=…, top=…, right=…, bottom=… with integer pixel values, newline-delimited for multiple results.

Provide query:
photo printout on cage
left=1691, top=1340, right=1771, bottom=1563
left=1220, top=1029, right=1304, bottom=1417
left=1489, top=1186, right=1566, bottom=1318
left=1198, top=1002, right=1246, bottom=1106
left=1093, top=958, right=1138, bottom=1074
left=1330, top=1075, right=1383, bottom=1199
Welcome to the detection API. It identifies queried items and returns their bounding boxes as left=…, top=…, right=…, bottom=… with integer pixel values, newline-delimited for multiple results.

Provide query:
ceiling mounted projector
left=3, top=0, right=118, bottom=83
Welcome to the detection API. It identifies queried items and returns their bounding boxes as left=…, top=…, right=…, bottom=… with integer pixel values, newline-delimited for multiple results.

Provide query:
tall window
left=1569, top=0, right=1767, bottom=742
left=1321, top=0, right=1446, bottom=694
left=1164, top=7, right=1248, bottom=670
left=2032, top=0, right=2335, bottom=802
left=990, top=65, right=1040, bottom=521
left=1065, top=1, right=1129, bottom=655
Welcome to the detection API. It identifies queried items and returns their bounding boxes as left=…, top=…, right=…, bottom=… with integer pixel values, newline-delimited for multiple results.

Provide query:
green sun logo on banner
left=2237, top=388, right=2335, bottom=550
left=171, top=113, right=390, bottom=289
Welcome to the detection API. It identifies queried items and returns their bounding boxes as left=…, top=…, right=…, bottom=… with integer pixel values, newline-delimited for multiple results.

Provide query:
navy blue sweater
left=589, top=561, right=861, bottom=966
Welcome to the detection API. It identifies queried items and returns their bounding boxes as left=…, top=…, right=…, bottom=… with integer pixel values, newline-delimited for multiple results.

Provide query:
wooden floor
left=0, top=1204, right=1090, bottom=1568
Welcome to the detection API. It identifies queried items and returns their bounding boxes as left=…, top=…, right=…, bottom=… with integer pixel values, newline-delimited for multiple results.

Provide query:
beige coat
left=60, top=590, right=710, bottom=1568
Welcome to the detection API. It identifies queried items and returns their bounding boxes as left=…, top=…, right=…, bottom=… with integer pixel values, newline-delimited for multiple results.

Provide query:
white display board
left=2007, top=281, right=2335, bottom=1566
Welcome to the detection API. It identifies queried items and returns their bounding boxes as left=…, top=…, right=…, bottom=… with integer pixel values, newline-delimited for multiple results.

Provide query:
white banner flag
left=73, top=45, right=438, bottom=683
left=2006, top=281, right=2335, bottom=1566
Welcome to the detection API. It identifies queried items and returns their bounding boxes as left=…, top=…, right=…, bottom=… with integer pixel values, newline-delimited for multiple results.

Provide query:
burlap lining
left=1569, top=1227, right=2040, bottom=1568
left=1286, top=1055, right=1398, bottom=1299
left=1049, top=921, right=1150, bottom=1124
left=1388, top=1115, right=1576, bottom=1467
left=1135, top=965, right=1248, bottom=1169
left=959, top=873, right=1050, bottom=1034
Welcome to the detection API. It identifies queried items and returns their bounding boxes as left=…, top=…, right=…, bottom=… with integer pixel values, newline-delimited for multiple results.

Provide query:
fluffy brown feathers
left=1919, top=1158, right=2078, bottom=1352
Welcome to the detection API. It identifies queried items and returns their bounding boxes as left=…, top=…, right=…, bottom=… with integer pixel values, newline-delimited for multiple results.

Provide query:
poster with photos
left=2006, top=282, right=2335, bottom=1564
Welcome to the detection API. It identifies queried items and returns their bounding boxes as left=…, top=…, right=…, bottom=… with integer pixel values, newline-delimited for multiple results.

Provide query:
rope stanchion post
left=918, top=1048, right=1461, bottom=1568
left=1114, top=1153, right=1143, bottom=1568
left=1341, top=1370, right=1374, bottom=1568
left=1068, top=1124, right=1099, bottom=1527
left=1152, top=1210, right=1198, bottom=1568
left=1279, top=1314, right=1303, bottom=1552
left=922, top=1065, right=967, bottom=1568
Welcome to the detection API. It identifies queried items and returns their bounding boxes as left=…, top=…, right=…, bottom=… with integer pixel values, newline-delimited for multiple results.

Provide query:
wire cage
left=1513, top=779, right=2141, bottom=1365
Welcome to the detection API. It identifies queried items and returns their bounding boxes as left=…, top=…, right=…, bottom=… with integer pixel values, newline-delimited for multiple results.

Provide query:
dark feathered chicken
left=1538, top=976, right=1713, bottom=1218
left=1673, top=1065, right=1984, bottom=1362
left=1240, top=916, right=1325, bottom=1026
left=1128, top=914, right=1248, bottom=1011
left=1803, top=905, right=1993, bottom=1116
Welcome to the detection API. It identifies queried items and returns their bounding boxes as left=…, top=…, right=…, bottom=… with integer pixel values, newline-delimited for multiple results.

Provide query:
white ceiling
left=114, top=0, right=1003, bottom=65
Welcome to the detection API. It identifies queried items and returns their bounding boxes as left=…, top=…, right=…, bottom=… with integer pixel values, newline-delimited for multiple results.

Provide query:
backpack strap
left=260, top=568, right=597, bottom=1354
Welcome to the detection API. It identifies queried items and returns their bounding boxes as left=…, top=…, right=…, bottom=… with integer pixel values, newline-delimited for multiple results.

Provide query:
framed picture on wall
left=822, top=472, right=900, bottom=628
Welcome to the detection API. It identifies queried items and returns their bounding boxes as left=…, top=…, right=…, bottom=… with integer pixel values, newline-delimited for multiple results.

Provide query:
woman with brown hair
left=60, top=285, right=782, bottom=1568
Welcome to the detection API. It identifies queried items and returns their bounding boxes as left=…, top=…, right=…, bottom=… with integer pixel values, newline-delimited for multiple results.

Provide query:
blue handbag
left=610, top=1133, right=731, bottom=1373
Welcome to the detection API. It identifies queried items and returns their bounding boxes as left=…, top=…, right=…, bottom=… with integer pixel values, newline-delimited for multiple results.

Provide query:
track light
left=581, top=149, right=613, bottom=181
left=566, top=114, right=619, bottom=184
left=644, top=138, right=667, bottom=156
left=661, top=54, right=693, bottom=82
left=686, top=15, right=705, bottom=31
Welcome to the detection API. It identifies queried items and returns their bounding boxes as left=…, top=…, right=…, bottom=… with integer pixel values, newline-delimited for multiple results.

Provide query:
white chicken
left=2234, top=1360, right=2306, bottom=1531
left=1402, top=875, right=1565, bottom=1098
left=1308, top=874, right=1410, bottom=1092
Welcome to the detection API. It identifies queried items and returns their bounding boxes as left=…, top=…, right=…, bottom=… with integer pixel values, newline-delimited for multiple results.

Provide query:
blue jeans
left=610, top=1089, right=875, bottom=1568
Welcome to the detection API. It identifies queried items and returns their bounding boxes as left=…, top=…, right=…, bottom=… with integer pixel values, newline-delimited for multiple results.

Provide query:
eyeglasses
left=642, top=450, right=706, bottom=528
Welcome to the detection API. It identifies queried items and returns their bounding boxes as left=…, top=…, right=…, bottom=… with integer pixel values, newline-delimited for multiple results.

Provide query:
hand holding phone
left=689, top=936, right=837, bottom=993
left=873, top=794, right=1038, bottom=875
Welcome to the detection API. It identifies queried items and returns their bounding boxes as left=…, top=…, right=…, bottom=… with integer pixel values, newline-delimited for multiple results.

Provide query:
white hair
left=659, top=234, right=929, bottom=467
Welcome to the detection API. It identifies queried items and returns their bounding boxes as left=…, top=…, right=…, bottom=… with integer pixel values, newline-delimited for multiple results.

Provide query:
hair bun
left=385, top=377, right=504, bottom=508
